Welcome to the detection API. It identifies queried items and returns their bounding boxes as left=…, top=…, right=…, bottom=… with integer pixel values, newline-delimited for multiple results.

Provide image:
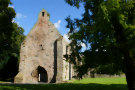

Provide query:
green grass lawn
left=0, top=77, right=128, bottom=90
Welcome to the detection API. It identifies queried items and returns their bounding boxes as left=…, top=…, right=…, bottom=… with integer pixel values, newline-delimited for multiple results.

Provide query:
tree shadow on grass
left=0, top=83, right=128, bottom=90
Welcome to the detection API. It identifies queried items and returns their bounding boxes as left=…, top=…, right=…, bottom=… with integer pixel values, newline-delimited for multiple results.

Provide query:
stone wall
left=62, top=38, right=74, bottom=81
left=14, top=9, right=74, bottom=83
left=56, top=37, right=63, bottom=83
left=14, top=9, right=62, bottom=83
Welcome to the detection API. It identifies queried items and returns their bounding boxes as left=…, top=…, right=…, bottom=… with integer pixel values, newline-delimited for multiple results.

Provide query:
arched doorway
left=37, top=66, right=48, bottom=83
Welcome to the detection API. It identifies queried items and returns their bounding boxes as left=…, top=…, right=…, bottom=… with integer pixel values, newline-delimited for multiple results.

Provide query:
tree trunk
left=111, top=16, right=135, bottom=90
left=125, top=71, right=135, bottom=90
left=123, top=51, right=135, bottom=90
left=125, top=60, right=135, bottom=90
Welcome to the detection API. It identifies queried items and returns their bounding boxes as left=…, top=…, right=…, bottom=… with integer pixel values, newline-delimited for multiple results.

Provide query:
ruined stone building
left=14, top=9, right=74, bottom=83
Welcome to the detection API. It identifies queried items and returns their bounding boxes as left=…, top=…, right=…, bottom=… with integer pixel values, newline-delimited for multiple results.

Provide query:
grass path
left=0, top=77, right=128, bottom=90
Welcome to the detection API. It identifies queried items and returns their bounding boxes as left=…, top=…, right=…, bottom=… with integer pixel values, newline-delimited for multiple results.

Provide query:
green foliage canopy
left=65, top=0, right=135, bottom=75
left=0, top=0, right=25, bottom=80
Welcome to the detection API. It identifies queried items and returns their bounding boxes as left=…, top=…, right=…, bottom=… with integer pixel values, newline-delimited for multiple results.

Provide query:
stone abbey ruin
left=14, top=9, right=74, bottom=83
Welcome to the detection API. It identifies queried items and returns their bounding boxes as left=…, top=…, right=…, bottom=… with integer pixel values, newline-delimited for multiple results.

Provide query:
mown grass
left=0, top=77, right=128, bottom=90
left=73, top=77, right=127, bottom=84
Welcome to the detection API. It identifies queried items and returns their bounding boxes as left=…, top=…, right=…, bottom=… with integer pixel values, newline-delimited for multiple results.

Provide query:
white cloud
left=12, top=19, right=20, bottom=26
left=12, top=19, right=15, bottom=23
left=63, top=34, right=70, bottom=43
left=81, top=42, right=86, bottom=48
left=54, top=20, right=61, bottom=29
left=8, top=5, right=14, bottom=8
left=81, top=42, right=87, bottom=52
left=63, top=34, right=87, bottom=52
left=63, top=34, right=86, bottom=48
left=16, top=13, right=27, bottom=19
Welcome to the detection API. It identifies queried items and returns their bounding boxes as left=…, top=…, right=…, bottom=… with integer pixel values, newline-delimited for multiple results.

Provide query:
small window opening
left=42, top=12, right=45, bottom=17
left=40, top=44, right=44, bottom=50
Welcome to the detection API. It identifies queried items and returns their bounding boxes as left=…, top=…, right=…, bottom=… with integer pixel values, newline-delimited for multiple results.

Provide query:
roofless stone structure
left=14, top=9, right=74, bottom=83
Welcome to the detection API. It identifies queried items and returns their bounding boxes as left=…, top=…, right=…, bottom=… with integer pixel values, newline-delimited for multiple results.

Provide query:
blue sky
left=10, top=0, right=84, bottom=36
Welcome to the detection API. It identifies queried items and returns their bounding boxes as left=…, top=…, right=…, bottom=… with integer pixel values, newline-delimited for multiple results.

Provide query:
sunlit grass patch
left=73, top=77, right=127, bottom=84
left=0, top=77, right=128, bottom=90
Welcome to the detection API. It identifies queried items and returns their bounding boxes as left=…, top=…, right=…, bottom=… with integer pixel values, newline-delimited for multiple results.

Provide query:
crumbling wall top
left=38, top=9, right=50, bottom=21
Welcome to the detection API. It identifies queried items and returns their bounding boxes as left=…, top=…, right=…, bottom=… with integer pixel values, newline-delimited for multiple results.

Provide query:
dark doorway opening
left=38, top=66, right=48, bottom=83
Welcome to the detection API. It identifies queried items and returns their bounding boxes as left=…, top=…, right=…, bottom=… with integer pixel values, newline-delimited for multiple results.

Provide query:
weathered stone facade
left=14, top=9, right=73, bottom=83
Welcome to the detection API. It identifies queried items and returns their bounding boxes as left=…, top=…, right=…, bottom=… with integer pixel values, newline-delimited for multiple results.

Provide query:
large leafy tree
left=65, top=0, right=135, bottom=90
left=0, top=0, right=15, bottom=68
left=0, top=0, right=25, bottom=80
